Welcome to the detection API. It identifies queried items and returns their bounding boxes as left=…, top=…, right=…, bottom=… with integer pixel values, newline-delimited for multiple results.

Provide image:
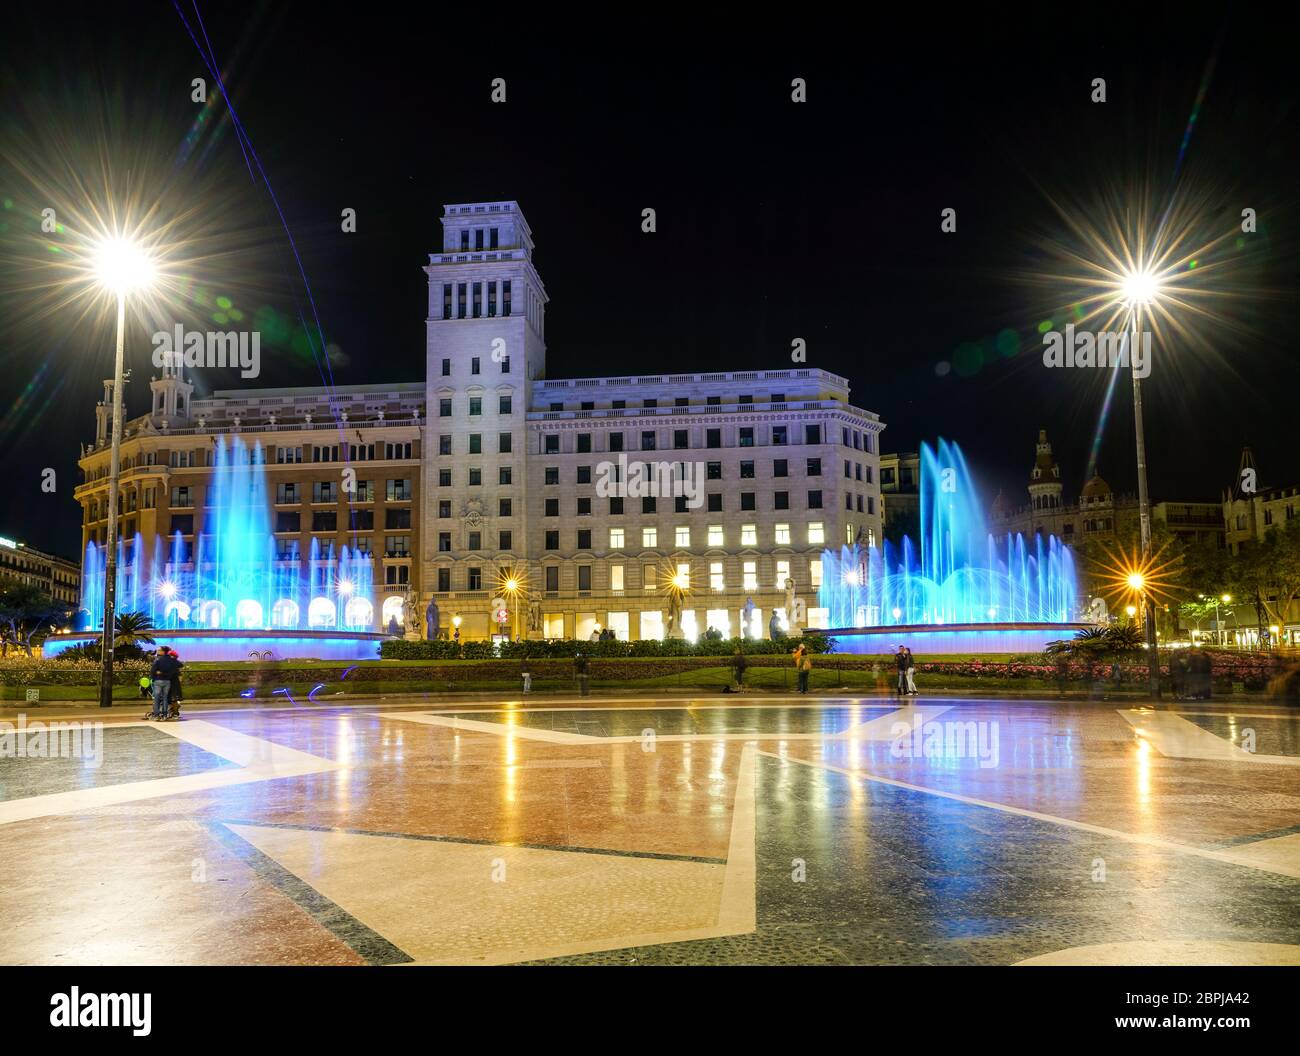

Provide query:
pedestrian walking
left=166, top=647, right=184, bottom=718
left=895, top=646, right=909, bottom=696
left=904, top=647, right=918, bottom=695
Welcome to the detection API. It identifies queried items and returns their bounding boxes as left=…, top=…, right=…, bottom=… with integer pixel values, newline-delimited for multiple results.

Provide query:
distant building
left=1222, top=445, right=1300, bottom=555
left=0, top=534, right=81, bottom=607
left=73, top=200, right=885, bottom=640
left=988, top=429, right=1222, bottom=550
left=878, top=451, right=919, bottom=536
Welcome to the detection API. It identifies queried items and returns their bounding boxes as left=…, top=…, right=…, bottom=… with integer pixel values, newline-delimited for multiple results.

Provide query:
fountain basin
left=824, top=622, right=1091, bottom=656
left=43, top=629, right=391, bottom=663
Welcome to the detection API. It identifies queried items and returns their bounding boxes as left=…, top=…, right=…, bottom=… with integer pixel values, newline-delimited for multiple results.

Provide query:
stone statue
left=425, top=597, right=441, bottom=641
left=666, top=590, right=683, bottom=638
left=528, top=599, right=541, bottom=633
left=769, top=610, right=784, bottom=640
left=742, top=597, right=756, bottom=637
left=784, top=578, right=797, bottom=624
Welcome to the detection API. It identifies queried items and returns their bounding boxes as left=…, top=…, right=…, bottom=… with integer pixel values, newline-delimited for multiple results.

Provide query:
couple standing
left=894, top=646, right=917, bottom=696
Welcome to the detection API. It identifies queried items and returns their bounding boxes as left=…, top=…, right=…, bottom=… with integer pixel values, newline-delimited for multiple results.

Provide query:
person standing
left=904, top=647, right=918, bottom=696
left=895, top=646, right=909, bottom=696
left=166, top=647, right=184, bottom=719
left=146, top=647, right=181, bottom=721
left=521, top=655, right=532, bottom=694
left=732, top=645, right=747, bottom=690
left=798, top=652, right=812, bottom=694
left=574, top=652, right=590, bottom=697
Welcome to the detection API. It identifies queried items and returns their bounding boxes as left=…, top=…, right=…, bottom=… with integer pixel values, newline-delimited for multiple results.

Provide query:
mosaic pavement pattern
left=1, top=696, right=1298, bottom=965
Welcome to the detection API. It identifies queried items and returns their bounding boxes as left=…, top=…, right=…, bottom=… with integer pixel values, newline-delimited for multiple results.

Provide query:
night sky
left=2, top=3, right=1297, bottom=561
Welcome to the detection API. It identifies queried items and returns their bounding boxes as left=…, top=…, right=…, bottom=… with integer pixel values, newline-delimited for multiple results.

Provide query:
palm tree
left=111, top=611, right=156, bottom=652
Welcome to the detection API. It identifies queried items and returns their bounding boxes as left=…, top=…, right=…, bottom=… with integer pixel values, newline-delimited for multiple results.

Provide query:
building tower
left=149, top=353, right=194, bottom=427
left=1028, top=429, right=1063, bottom=511
left=421, top=202, right=548, bottom=633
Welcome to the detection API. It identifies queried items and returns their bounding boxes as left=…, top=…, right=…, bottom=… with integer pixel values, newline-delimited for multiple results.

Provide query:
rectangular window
left=499, top=395, right=512, bottom=414
left=675, top=526, right=690, bottom=547
left=468, top=566, right=482, bottom=589
left=708, top=525, right=724, bottom=546
left=743, top=561, right=758, bottom=592
left=577, top=565, right=592, bottom=591
left=545, top=435, right=559, bottom=454
left=805, top=424, right=821, bottom=445
left=706, top=428, right=721, bottom=448
left=808, top=522, right=825, bottom=545
left=577, top=530, right=592, bottom=550
left=499, top=530, right=512, bottom=550
left=545, top=566, right=559, bottom=592
left=499, top=433, right=512, bottom=453
left=545, top=498, right=559, bottom=516
left=810, top=558, right=823, bottom=588
left=609, top=528, right=625, bottom=549
left=641, top=431, right=656, bottom=451
left=739, top=427, right=754, bottom=447
left=437, top=532, right=451, bottom=553
left=577, top=466, right=592, bottom=484
left=468, top=396, right=482, bottom=415
left=609, top=432, right=624, bottom=452
left=808, top=491, right=823, bottom=509
left=471, top=356, right=481, bottom=375
left=741, top=492, right=756, bottom=511
left=469, top=434, right=482, bottom=454
left=610, top=564, right=625, bottom=592
left=776, top=559, right=790, bottom=588
left=807, top=457, right=822, bottom=476
left=707, top=462, right=722, bottom=480
left=644, top=563, right=658, bottom=594
left=775, top=523, right=791, bottom=545
left=437, top=568, right=451, bottom=591
left=545, top=530, right=559, bottom=550
left=499, top=467, right=512, bottom=485
left=577, top=433, right=592, bottom=453
left=740, top=461, right=754, bottom=478
left=710, top=561, right=725, bottom=592
left=708, top=493, right=722, bottom=512
left=439, top=469, right=452, bottom=487
left=577, top=497, right=592, bottom=516
left=674, top=429, right=688, bottom=450
left=499, top=498, right=512, bottom=517
left=642, top=527, right=658, bottom=548
left=439, top=435, right=452, bottom=456
left=467, top=532, right=481, bottom=551
left=741, top=524, right=757, bottom=546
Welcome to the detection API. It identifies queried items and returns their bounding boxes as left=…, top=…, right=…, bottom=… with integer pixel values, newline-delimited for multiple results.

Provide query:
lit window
left=775, top=523, right=791, bottom=545
left=741, top=524, right=757, bottom=546
left=675, top=525, right=690, bottom=547
left=642, top=527, right=658, bottom=548
left=708, top=525, right=724, bottom=546
left=808, top=522, right=825, bottom=545
left=776, top=559, right=790, bottom=588
left=743, top=561, right=758, bottom=592
left=676, top=562, right=691, bottom=589
left=810, top=559, right=823, bottom=588
left=609, top=528, right=625, bottom=549
left=846, top=523, right=854, bottom=545
left=710, top=561, right=725, bottom=592
left=610, top=563, right=624, bottom=592
left=644, top=563, right=658, bottom=594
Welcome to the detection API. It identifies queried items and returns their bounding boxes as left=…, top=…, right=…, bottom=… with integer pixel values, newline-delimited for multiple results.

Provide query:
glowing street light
left=92, top=233, right=159, bottom=709
left=1126, top=571, right=1146, bottom=592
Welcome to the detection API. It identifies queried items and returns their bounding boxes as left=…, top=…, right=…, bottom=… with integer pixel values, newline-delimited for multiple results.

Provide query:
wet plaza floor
left=1, top=695, right=1298, bottom=965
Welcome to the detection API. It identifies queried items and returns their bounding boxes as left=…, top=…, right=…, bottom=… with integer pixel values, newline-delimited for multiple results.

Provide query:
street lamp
left=92, top=236, right=157, bottom=708
left=1120, top=266, right=1162, bottom=698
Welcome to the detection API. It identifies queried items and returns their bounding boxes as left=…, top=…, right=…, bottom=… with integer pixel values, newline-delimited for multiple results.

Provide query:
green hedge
left=380, top=634, right=832, bottom=661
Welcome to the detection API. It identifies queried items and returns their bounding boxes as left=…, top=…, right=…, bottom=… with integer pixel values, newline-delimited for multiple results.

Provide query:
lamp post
left=92, top=237, right=157, bottom=709
left=1120, top=270, right=1161, bottom=698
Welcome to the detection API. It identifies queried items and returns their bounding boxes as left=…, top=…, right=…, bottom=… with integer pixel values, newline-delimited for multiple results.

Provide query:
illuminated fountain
left=819, top=438, right=1087, bottom=654
left=50, top=437, right=385, bottom=662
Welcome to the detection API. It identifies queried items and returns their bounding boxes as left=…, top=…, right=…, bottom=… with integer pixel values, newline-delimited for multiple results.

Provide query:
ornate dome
left=1081, top=473, right=1112, bottom=501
